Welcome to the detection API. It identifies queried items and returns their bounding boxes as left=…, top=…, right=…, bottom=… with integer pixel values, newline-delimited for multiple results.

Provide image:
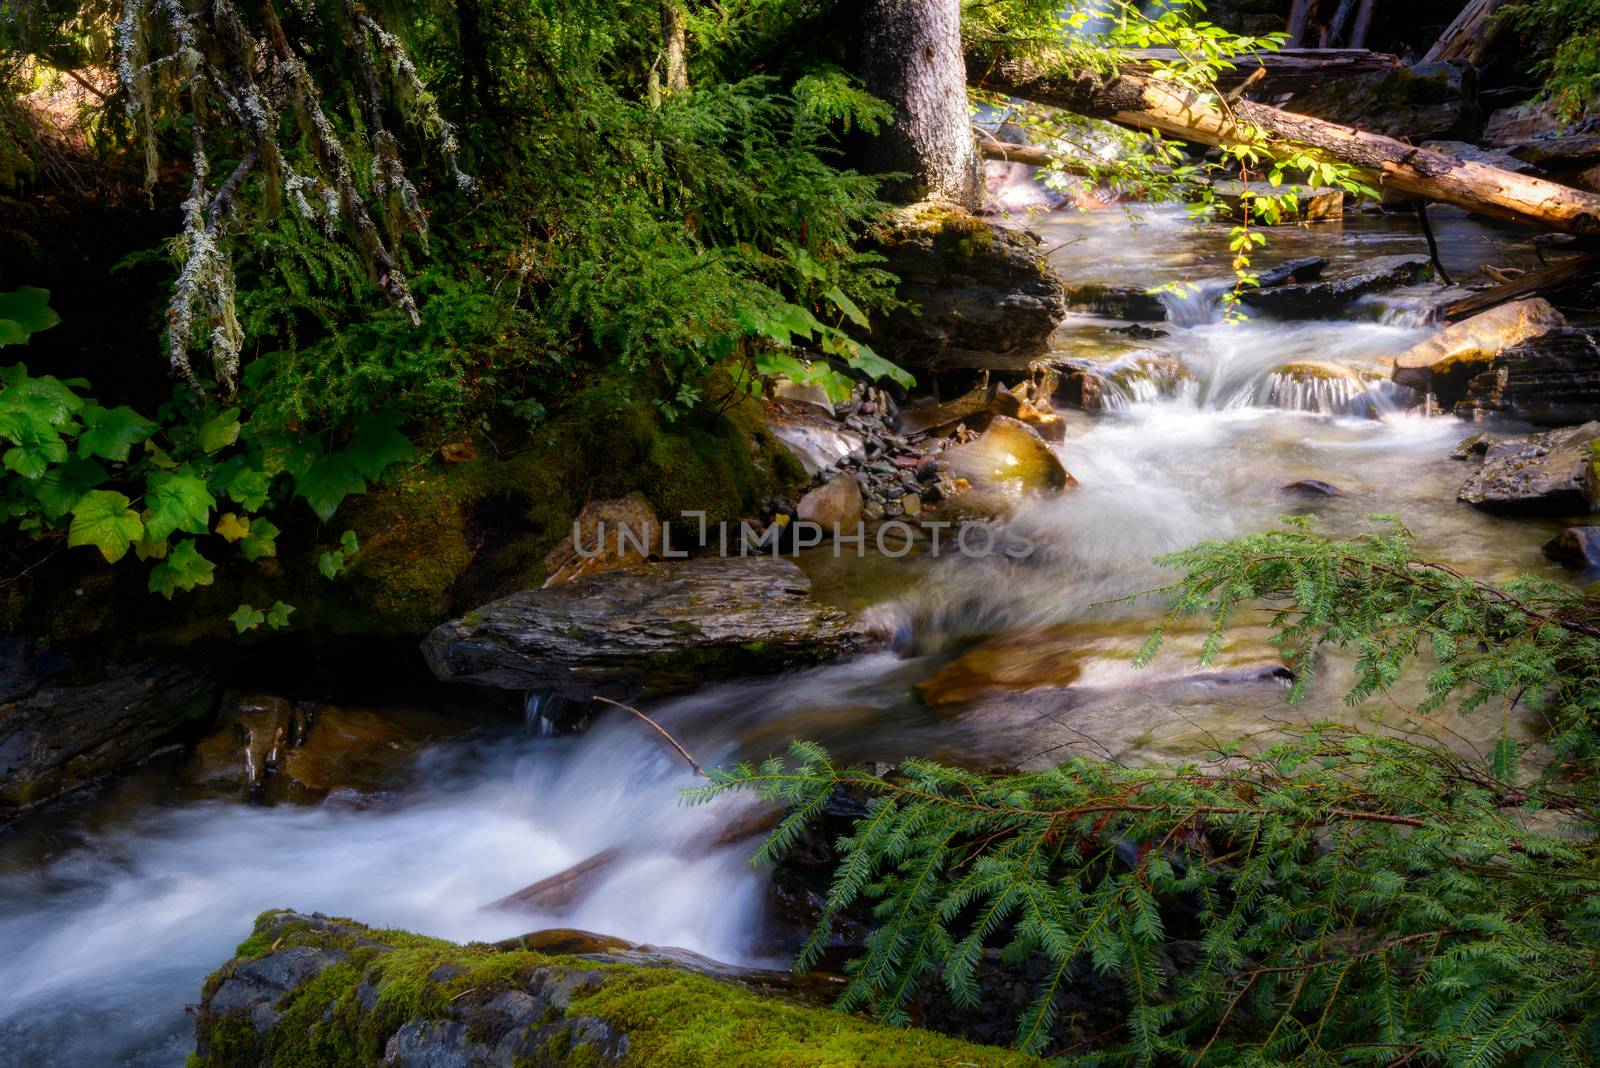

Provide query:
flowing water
left=1, top=206, right=1588, bottom=1065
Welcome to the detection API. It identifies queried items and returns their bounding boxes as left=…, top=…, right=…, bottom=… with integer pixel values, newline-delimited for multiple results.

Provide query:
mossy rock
left=192, top=910, right=1039, bottom=1067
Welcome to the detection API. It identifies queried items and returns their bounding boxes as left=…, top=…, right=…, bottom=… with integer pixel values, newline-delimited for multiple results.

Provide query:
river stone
left=543, top=493, right=663, bottom=587
left=1452, top=328, right=1600, bottom=424
left=1545, top=527, right=1600, bottom=569
left=941, top=415, right=1073, bottom=495
left=1255, top=256, right=1329, bottom=288
left=865, top=202, right=1066, bottom=371
left=1458, top=422, right=1600, bottom=515
left=1240, top=255, right=1433, bottom=318
left=1062, top=282, right=1167, bottom=321
left=1391, top=297, right=1568, bottom=402
left=1, top=640, right=227, bottom=813
left=796, top=472, right=863, bottom=534
left=765, top=405, right=864, bottom=476
left=421, top=557, right=880, bottom=696
left=184, top=694, right=298, bottom=795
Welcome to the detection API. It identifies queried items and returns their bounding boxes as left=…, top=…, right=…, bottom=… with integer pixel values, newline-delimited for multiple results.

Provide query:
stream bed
left=1, top=205, right=1590, bottom=1065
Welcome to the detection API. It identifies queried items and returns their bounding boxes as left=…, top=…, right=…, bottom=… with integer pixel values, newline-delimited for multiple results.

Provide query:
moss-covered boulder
left=191, top=910, right=1038, bottom=1067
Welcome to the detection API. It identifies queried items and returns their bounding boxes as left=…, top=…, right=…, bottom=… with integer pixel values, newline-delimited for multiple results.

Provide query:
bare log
left=967, top=54, right=1600, bottom=235
left=1443, top=252, right=1600, bottom=318
left=1423, top=0, right=1513, bottom=66
left=977, top=135, right=1083, bottom=171
left=1124, top=48, right=1402, bottom=91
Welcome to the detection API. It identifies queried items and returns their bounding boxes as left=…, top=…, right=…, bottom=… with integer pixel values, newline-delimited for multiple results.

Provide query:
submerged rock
left=1545, top=527, right=1600, bottom=569
left=422, top=557, right=881, bottom=696
left=1, top=641, right=226, bottom=812
left=1241, top=255, right=1433, bottom=318
left=1391, top=297, right=1569, bottom=404
left=191, top=910, right=1027, bottom=1067
left=1458, top=422, right=1600, bottom=515
left=1453, top=328, right=1600, bottom=424
left=941, top=416, right=1074, bottom=496
left=866, top=202, right=1066, bottom=372
left=1282, top=479, right=1346, bottom=498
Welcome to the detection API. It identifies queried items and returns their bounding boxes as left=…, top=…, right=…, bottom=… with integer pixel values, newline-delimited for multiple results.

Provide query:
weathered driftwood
left=1124, top=48, right=1402, bottom=91
left=967, top=53, right=1600, bottom=235
left=1422, top=0, right=1514, bottom=67
left=1444, top=252, right=1600, bottom=318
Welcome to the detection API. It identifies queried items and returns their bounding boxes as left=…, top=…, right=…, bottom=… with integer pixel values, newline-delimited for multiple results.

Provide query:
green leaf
left=32, top=457, right=108, bottom=519
left=67, top=489, right=144, bottom=563
left=134, top=532, right=168, bottom=561
left=2, top=423, right=68, bottom=479
left=0, top=288, right=61, bottom=346
left=143, top=466, right=217, bottom=540
left=148, top=538, right=216, bottom=599
left=215, top=461, right=273, bottom=511
left=824, top=286, right=870, bottom=328
left=344, top=409, right=415, bottom=481
left=230, top=604, right=265, bottom=633
left=339, top=529, right=359, bottom=555
left=295, top=454, right=367, bottom=522
left=240, top=517, right=280, bottom=562
left=840, top=339, right=914, bottom=390
left=196, top=407, right=242, bottom=454
left=265, top=600, right=295, bottom=629
left=77, top=404, right=158, bottom=462
left=0, top=363, right=83, bottom=429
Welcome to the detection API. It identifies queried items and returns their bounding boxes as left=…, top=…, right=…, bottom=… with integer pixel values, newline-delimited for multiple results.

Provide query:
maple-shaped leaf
left=345, top=409, right=415, bottom=481
left=294, top=454, right=366, bottom=522
left=148, top=538, right=216, bottom=599
left=32, top=457, right=108, bottom=519
left=265, top=601, right=295, bottom=629
left=230, top=603, right=265, bottom=633
left=215, top=512, right=251, bottom=542
left=197, top=408, right=242, bottom=454
left=240, top=517, right=280, bottom=562
left=144, top=466, right=217, bottom=540
left=67, top=489, right=144, bottom=563
left=216, top=462, right=273, bottom=511
left=77, top=404, right=159, bottom=462
left=0, top=288, right=61, bottom=346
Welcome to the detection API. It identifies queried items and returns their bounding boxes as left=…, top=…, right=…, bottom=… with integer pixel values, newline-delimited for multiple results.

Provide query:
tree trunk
left=1348, top=0, right=1379, bottom=48
left=661, top=2, right=688, bottom=95
left=852, top=0, right=981, bottom=209
left=1423, top=0, right=1512, bottom=66
left=1286, top=0, right=1321, bottom=47
left=967, top=54, right=1600, bottom=235
left=1125, top=48, right=1401, bottom=91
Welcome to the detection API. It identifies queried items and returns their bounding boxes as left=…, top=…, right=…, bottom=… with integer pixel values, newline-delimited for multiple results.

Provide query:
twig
left=592, top=696, right=705, bottom=777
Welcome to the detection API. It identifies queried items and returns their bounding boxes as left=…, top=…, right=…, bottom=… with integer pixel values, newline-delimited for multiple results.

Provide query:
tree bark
left=1423, top=0, right=1512, bottom=66
left=852, top=0, right=981, bottom=209
left=1286, top=0, right=1321, bottom=47
left=966, top=53, right=1600, bottom=235
left=1125, top=48, right=1401, bottom=91
left=661, top=2, right=688, bottom=95
left=1348, top=0, right=1379, bottom=49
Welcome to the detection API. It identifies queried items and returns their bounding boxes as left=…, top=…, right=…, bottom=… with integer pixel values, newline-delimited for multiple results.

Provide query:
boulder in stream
left=796, top=472, right=863, bottom=533
left=1458, top=422, right=1600, bottom=515
left=1240, top=255, right=1433, bottom=318
left=1453, top=328, right=1600, bottom=425
left=1545, top=527, right=1600, bottom=569
left=421, top=556, right=882, bottom=697
left=941, top=416, right=1074, bottom=496
left=1391, top=297, right=1569, bottom=404
left=191, top=910, right=1024, bottom=1068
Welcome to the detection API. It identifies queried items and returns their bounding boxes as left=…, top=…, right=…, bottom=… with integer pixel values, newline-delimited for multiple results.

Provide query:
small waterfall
left=523, top=691, right=564, bottom=736
left=1157, top=279, right=1230, bottom=327
left=1350, top=293, right=1443, bottom=328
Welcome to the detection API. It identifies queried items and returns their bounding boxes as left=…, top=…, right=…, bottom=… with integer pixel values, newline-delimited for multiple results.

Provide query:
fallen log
left=1423, top=0, right=1514, bottom=67
left=967, top=53, right=1600, bottom=235
left=1124, top=48, right=1402, bottom=91
left=1443, top=252, right=1600, bottom=318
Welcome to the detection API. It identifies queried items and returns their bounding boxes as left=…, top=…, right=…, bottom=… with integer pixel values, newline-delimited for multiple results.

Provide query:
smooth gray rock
left=421, top=557, right=880, bottom=696
left=1544, top=527, right=1600, bottom=569
left=1453, top=328, right=1600, bottom=425
left=1241, top=255, right=1433, bottom=318
left=1459, top=422, right=1600, bottom=515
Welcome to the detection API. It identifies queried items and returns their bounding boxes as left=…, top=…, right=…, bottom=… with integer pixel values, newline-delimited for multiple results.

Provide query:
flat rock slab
left=1241, top=255, right=1432, bottom=318
left=422, top=557, right=880, bottom=696
left=1459, top=421, right=1600, bottom=515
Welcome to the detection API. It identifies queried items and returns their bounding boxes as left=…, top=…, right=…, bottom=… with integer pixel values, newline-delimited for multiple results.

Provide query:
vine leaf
left=0, top=288, right=61, bottom=346
left=148, top=538, right=216, bottom=598
left=197, top=408, right=242, bottom=454
left=215, top=512, right=252, bottom=542
left=77, top=404, right=158, bottom=462
left=295, top=454, right=367, bottom=522
left=144, top=466, right=217, bottom=539
left=31, top=457, right=107, bottom=518
left=230, top=603, right=266, bottom=633
left=345, top=409, right=415, bottom=481
left=67, top=489, right=145, bottom=563
left=240, top=518, right=281, bottom=562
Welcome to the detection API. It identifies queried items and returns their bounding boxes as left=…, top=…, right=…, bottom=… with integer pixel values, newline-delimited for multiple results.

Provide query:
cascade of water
left=1157, top=279, right=1230, bottom=327
left=523, top=691, right=561, bottom=736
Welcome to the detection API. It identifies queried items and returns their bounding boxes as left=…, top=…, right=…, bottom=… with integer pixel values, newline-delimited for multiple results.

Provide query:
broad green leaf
left=0, top=288, right=61, bottom=346
left=344, top=409, right=415, bottom=481
left=339, top=529, right=359, bottom=555
left=265, top=601, right=295, bottom=629
left=148, top=538, right=216, bottom=599
left=294, top=454, right=366, bottom=522
left=32, top=457, right=108, bottom=519
left=215, top=512, right=251, bottom=542
left=212, top=458, right=273, bottom=511
left=318, top=549, right=345, bottom=580
left=840, top=339, right=914, bottom=390
left=77, top=404, right=158, bottom=462
left=240, top=517, right=280, bottom=562
left=3, top=423, right=68, bottom=479
left=230, top=604, right=265, bottom=633
left=67, top=489, right=144, bottom=563
left=144, top=466, right=217, bottom=540
left=197, top=408, right=242, bottom=454
left=134, top=532, right=168, bottom=561
left=824, top=286, right=870, bottom=328
left=0, top=364, right=83, bottom=429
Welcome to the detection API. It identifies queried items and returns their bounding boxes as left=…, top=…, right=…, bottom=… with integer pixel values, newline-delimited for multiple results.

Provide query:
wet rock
left=1391, top=297, right=1568, bottom=403
left=542, top=493, right=663, bottom=587
left=941, top=416, right=1074, bottom=496
left=1282, top=479, right=1346, bottom=498
left=1, top=641, right=227, bottom=812
left=866, top=202, right=1066, bottom=372
left=1054, top=355, right=1193, bottom=412
left=1484, top=99, right=1564, bottom=146
left=1451, top=432, right=1501, bottom=460
left=795, top=472, right=863, bottom=534
left=1545, top=527, right=1600, bottom=569
left=1453, top=328, right=1600, bottom=424
left=895, top=384, right=997, bottom=437
left=1459, top=422, right=1600, bottom=515
left=769, top=378, right=835, bottom=414
left=184, top=694, right=298, bottom=795
left=1241, top=255, right=1433, bottom=318
left=1287, top=60, right=1482, bottom=143
left=765, top=405, right=865, bottom=476
left=1062, top=282, right=1167, bottom=321
left=1110, top=323, right=1169, bottom=339
left=193, top=911, right=1017, bottom=1067
left=422, top=557, right=882, bottom=697
left=1255, top=256, right=1329, bottom=289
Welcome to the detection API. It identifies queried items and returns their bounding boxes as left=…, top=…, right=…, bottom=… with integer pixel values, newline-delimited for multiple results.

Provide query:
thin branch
left=592, top=696, right=705, bottom=776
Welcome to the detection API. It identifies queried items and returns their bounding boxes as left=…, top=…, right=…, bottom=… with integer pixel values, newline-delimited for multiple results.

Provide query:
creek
left=0, top=205, right=1583, bottom=1065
